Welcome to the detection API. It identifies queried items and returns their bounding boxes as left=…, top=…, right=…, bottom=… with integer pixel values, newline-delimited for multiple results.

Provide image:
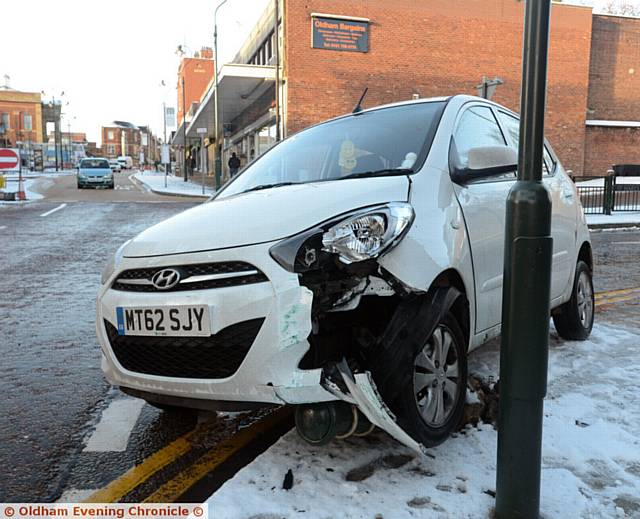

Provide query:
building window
left=106, top=144, right=116, bottom=155
left=23, top=114, right=33, bottom=131
left=1, top=113, right=10, bottom=130
left=108, top=131, right=114, bottom=140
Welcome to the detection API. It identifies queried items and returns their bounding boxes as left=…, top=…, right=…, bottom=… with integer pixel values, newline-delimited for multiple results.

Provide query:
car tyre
left=377, top=309, right=467, bottom=448
left=552, top=260, right=594, bottom=340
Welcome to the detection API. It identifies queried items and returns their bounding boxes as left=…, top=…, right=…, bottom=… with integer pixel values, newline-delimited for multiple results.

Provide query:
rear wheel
left=553, top=260, right=594, bottom=340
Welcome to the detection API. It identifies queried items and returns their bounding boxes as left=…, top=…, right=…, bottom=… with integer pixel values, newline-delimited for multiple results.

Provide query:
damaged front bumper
left=322, top=360, right=428, bottom=455
left=97, top=241, right=337, bottom=407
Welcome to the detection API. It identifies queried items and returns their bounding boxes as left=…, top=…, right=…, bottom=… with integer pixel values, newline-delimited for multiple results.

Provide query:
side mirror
left=450, top=139, right=517, bottom=184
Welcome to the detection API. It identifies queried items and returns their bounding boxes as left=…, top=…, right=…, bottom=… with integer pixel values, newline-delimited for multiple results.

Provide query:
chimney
left=200, top=47, right=213, bottom=59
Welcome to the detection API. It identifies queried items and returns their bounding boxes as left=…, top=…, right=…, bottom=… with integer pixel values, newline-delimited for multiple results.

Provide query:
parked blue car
left=77, top=158, right=114, bottom=189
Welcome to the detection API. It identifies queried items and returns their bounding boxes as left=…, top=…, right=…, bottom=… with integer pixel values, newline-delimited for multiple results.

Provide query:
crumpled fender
left=365, top=286, right=463, bottom=407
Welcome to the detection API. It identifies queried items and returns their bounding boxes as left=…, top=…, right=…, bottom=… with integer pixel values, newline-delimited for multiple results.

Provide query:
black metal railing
left=576, top=185, right=606, bottom=214
left=574, top=173, right=640, bottom=215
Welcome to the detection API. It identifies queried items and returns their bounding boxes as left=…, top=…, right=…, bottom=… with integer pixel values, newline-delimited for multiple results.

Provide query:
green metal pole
left=495, top=0, right=553, bottom=517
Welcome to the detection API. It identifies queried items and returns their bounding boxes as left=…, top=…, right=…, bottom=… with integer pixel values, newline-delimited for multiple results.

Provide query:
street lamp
left=213, top=0, right=228, bottom=190
left=495, top=1, right=554, bottom=517
left=160, top=80, right=171, bottom=187
left=176, top=44, right=192, bottom=182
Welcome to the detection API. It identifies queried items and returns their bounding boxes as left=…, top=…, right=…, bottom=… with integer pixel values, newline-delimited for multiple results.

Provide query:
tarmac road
left=0, top=174, right=199, bottom=501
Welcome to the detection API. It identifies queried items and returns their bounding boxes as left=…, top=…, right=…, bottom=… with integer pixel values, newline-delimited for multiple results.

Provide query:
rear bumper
left=97, top=241, right=335, bottom=407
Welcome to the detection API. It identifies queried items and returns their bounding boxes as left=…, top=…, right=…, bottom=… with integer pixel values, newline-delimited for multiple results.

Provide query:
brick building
left=176, top=47, right=215, bottom=126
left=181, top=0, right=640, bottom=179
left=101, top=122, right=160, bottom=167
left=0, top=87, right=43, bottom=148
left=585, top=14, right=640, bottom=175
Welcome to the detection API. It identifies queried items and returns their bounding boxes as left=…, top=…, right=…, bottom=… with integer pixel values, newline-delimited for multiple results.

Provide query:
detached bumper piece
left=327, top=359, right=428, bottom=456
left=104, top=318, right=264, bottom=379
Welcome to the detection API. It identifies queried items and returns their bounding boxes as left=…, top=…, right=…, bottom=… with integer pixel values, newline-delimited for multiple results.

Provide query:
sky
left=1, top=0, right=269, bottom=145
left=1, top=0, right=637, bottom=146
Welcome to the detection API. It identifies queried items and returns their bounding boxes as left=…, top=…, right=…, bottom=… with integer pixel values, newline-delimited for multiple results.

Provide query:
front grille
left=112, top=261, right=268, bottom=292
left=104, top=318, right=264, bottom=379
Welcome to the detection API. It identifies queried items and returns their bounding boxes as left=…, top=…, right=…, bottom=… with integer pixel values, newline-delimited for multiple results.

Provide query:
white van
left=117, top=156, right=133, bottom=170
left=97, top=95, right=593, bottom=453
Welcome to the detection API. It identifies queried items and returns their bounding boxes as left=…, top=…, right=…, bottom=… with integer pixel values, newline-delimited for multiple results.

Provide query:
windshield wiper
left=341, top=168, right=414, bottom=180
left=242, top=181, right=298, bottom=194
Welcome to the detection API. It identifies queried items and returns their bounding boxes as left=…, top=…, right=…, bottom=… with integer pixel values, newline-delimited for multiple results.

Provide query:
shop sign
left=311, top=15, right=369, bottom=53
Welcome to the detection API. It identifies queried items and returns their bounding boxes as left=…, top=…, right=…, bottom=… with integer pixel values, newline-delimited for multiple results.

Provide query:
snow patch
left=207, top=323, right=640, bottom=518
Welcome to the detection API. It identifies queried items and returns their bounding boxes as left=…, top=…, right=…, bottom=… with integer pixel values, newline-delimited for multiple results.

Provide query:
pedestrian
left=190, top=155, right=196, bottom=176
left=228, top=152, right=241, bottom=177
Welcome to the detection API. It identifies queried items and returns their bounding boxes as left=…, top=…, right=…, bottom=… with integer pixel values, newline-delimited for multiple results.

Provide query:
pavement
left=133, top=170, right=215, bottom=199
left=1, top=173, right=640, bottom=507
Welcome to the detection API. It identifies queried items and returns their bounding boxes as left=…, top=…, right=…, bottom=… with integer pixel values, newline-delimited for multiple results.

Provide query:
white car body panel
left=123, top=177, right=409, bottom=258
left=96, top=94, right=591, bottom=448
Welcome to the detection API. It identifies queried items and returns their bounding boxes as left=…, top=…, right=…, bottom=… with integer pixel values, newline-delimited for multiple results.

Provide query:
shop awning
left=184, top=64, right=275, bottom=142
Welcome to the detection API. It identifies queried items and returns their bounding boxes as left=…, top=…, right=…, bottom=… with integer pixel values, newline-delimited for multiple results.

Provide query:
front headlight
left=101, top=240, right=130, bottom=284
left=322, top=203, right=414, bottom=263
left=269, top=203, right=414, bottom=272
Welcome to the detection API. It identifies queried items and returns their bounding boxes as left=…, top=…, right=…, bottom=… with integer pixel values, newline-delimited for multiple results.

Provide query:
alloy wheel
left=413, top=324, right=460, bottom=427
left=577, top=270, right=594, bottom=328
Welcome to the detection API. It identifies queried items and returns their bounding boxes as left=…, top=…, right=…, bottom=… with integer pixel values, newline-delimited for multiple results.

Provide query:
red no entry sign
left=0, top=148, right=20, bottom=170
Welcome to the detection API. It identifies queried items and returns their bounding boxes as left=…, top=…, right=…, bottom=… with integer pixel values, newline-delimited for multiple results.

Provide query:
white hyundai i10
left=97, top=95, right=593, bottom=453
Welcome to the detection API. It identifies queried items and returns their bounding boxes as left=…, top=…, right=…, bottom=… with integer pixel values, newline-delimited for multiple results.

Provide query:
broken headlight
left=269, top=203, right=414, bottom=272
left=322, top=203, right=414, bottom=263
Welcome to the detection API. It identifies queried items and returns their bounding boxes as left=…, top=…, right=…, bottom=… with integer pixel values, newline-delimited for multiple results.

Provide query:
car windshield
left=216, top=101, right=446, bottom=199
left=81, top=159, right=109, bottom=169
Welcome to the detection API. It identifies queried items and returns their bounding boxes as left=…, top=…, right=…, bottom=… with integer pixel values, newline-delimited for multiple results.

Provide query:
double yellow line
left=84, top=407, right=291, bottom=504
left=594, top=286, right=640, bottom=307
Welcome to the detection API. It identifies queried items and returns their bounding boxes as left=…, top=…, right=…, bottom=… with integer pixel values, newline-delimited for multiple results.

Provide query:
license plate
left=115, top=305, right=211, bottom=337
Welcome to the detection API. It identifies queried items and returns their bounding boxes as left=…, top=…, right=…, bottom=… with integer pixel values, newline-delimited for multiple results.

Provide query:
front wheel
left=383, top=311, right=467, bottom=448
left=552, top=260, right=594, bottom=340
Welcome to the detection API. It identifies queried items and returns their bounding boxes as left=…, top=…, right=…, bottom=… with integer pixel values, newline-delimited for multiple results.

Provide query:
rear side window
left=497, top=111, right=555, bottom=175
left=453, top=106, right=507, bottom=169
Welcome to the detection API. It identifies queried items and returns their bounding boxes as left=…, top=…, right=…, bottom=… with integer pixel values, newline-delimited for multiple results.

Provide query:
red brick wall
left=588, top=14, right=640, bottom=121
left=177, top=58, right=215, bottom=124
left=584, top=126, right=640, bottom=175
left=284, top=0, right=593, bottom=174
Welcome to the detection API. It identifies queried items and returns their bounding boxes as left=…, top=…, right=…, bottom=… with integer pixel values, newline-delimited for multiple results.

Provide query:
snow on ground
left=208, top=323, right=640, bottom=518
left=0, top=178, right=45, bottom=204
left=586, top=213, right=640, bottom=226
left=133, top=170, right=214, bottom=198
left=577, top=177, right=640, bottom=187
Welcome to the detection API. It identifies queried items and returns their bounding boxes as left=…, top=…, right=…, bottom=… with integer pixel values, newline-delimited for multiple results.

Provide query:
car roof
left=82, top=157, right=109, bottom=162
left=302, top=94, right=518, bottom=131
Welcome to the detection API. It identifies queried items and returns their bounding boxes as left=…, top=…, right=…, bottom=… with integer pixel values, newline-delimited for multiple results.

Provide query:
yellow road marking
left=596, top=294, right=640, bottom=307
left=595, top=286, right=640, bottom=300
left=143, top=407, right=292, bottom=503
left=83, top=429, right=196, bottom=503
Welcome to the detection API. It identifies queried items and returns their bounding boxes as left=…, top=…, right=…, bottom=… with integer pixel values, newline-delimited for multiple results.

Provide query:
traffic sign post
left=0, top=148, right=20, bottom=171
left=0, top=148, right=26, bottom=200
left=495, top=1, right=553, bottom=517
